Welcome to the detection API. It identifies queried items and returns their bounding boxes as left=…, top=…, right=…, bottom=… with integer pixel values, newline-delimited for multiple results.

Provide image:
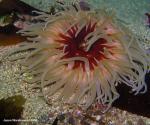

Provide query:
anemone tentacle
left=4, top=3, right=150, bottom=109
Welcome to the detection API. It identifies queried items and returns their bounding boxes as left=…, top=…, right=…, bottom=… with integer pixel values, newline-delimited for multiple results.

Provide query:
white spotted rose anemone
left=6, top=4, right=150, bottom=109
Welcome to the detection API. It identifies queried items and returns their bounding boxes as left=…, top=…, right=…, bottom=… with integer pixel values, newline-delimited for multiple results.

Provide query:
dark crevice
left=113, top=72, right=150, bottom=118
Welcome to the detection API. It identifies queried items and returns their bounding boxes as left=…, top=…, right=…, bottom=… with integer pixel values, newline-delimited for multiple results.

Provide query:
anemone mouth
left=56, top=22, right=106, bottom=71
left=55, top=20, right=122, bottom=71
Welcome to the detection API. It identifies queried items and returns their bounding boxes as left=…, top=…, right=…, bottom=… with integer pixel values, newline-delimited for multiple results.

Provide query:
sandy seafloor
left=0, top=0, right=150, bottom=125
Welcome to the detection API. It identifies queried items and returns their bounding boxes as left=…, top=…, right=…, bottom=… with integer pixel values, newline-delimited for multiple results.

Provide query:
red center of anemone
left=56, top=22, right=110, bottom=71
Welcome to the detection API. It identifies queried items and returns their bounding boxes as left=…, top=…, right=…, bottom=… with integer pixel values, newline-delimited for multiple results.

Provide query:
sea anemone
left=5, top=3, right=150, bottom=109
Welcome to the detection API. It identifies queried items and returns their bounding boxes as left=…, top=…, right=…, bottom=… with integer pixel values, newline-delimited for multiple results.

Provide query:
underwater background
left=0, top=0, right=150, bottom=125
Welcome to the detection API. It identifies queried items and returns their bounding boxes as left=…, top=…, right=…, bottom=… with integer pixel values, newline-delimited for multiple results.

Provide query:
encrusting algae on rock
left=3, top=2, right=150, bottom=110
